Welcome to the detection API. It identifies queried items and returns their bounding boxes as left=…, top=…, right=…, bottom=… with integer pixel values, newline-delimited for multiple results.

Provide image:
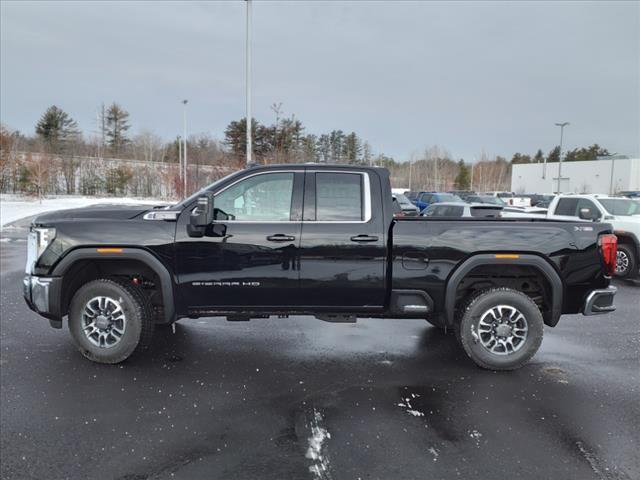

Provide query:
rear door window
left=316, top=173, right=363, bottom=221
left=555, top=198, right=579, bottom=216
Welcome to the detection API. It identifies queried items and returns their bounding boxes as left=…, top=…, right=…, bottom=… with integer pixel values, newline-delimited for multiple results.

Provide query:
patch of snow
left=428, top=446, right=439, bottom=461
left=0, top=194, right=167, bottom=228
left=397, top=394, right=425, bottom=417
left=575, top=441, right=606, bottom=479
left=306, top=408, right=332, bottom=480
left=469, top=429, right=483, bottom=447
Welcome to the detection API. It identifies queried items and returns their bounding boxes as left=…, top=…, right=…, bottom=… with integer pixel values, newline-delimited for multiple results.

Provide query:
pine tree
left=454, top=160, right=471, bottom=189
left=533, top=149, right=544, bottom=163
left=224, top=118, right=272, bottom=163
left=343, top=132, right=362, bottom=164
left=329, top=130, right=344, bottom=163
left=316, top=134, right=331, bottom=163
left=547, top=146, right=560, bottom=163
left=511, top=153, right=532, bottom=164
left=105, top=103, right=131, bottom=155
left=564, top=144, right=609, bottom=162
left=35, top=105, right=80, bottom=153
left=303, top=134, right=318, bottom=162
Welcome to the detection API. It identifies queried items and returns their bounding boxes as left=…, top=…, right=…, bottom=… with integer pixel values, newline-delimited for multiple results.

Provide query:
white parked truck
left=547, top=194, right=640, bottom=278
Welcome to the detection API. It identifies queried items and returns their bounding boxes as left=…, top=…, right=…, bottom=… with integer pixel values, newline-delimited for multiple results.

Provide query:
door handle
left=350, top=234, right=379, bottom=242
left=267, top=234, right=296, bottom=242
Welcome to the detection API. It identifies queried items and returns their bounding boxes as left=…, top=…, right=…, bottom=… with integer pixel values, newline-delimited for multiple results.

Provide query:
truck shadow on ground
left=141, top=320, right=468, bottom=371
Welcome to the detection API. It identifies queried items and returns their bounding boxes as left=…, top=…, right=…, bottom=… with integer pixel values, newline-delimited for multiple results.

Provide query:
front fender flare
left=51, top=247, right=176, bottom=324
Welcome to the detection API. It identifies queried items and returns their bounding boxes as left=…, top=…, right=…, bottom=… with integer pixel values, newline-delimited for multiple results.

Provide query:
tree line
left=0, top=103, right=613, bottom=198
left=511, top=144, right=610, bottom=164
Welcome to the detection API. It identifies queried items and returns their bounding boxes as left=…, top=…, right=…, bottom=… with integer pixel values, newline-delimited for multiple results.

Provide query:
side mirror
left=578, top=207, right=596, bottom=221
left=187, top=193, right=214, bottom=237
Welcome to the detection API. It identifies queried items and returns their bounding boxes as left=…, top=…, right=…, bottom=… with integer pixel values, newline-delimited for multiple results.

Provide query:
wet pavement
left=1, top=228, right=638, bottom=480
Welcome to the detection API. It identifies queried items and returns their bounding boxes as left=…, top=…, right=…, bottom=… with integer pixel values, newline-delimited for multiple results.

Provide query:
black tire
left=456, top=287, right=543, bottom=371
left=615, top=244, right=638, bottom=279
left=68, top=278, right=154, bottom=364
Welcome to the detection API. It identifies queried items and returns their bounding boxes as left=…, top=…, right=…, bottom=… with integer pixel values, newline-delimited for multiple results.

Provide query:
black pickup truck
left=24, top=164, right=618, bottom=370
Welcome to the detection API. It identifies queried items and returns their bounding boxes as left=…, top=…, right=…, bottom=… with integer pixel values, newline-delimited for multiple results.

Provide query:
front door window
left=215, top=172, right=294, bottom=221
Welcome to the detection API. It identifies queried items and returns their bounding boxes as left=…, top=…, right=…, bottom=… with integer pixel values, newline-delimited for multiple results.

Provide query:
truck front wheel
left=68, top=278, right=154, bottom=364
left=456, top=288, right=543, bottom=370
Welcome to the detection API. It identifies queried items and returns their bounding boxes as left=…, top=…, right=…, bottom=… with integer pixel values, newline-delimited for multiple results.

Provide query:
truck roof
left=554, top=193, right=621, bottom=200
left=247, top=163, right=386, bottom=170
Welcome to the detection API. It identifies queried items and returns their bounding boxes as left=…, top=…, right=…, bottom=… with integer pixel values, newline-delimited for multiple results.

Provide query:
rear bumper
left=23, top=275, right=63, bottom=327
left=583, top=286, right=617, bottom=315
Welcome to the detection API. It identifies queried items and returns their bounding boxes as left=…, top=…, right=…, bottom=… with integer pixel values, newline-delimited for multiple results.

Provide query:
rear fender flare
left=51, top=247, right=176, bottom=324
left=445, top=254, right=563, bottom=327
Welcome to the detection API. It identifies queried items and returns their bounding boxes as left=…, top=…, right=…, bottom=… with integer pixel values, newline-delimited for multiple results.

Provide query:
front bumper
left=583, top=286, right=617, bottom=315
left=23, top=275, right=63, bottom=327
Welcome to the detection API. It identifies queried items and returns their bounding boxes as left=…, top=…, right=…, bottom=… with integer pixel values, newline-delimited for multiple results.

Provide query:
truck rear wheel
left=68, top=278, right=154, bottom=364
left=456, top=288, right=543, bottom=370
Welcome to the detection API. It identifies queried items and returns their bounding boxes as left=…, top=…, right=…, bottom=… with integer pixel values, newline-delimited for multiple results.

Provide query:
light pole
left=470, top=162, right=475, bottom=191
left=408, top=155, right=414, bottom=190
left=555, top=122, right=569, bottom=193
left=606, top=152, right=619, bottom=195
left=245, top=0, right=253, bottom=166
left=182, top=99, right=188, bottom=198
left=178, top=135, right=182, bottom=190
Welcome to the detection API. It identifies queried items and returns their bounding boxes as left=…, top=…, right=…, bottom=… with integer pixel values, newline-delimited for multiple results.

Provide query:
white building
left=511, top=157, right=640, bottom=194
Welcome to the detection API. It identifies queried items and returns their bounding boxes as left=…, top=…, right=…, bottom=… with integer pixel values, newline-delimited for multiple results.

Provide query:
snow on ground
left=397, top=392, right=425, bottom=417
left=0, top=194, right=168, bottom=229
left=306, top=408, right=332, bottom=480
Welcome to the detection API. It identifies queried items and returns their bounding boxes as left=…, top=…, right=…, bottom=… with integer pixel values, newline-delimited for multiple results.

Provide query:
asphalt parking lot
left=1, top=226, right=638, bottom=480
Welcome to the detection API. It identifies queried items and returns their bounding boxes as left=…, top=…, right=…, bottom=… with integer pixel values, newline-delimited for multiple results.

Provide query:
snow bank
left=0, top=195, right=168, bottom=228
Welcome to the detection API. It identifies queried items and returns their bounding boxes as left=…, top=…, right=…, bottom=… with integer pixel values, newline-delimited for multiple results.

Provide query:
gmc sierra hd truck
left=24, top=164, right=618, bottom=370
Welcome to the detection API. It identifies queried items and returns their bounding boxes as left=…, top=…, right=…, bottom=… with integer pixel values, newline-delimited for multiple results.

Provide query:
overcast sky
left=1, top=1, right=639, bottom=161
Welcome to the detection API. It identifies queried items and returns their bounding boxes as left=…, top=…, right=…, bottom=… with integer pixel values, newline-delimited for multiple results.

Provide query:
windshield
left=476, top=196, right=505, bottom=205
left=395, top=194, right=413, bottom=206
left=599, top=199, right=640, bottom=216
left=439, top=194, right=462, bottom=202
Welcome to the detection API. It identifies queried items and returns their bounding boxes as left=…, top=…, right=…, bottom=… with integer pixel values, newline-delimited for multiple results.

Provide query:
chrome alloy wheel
left=616, top=250, right=629, bottom=274
left=475, top=305, right=528, bottom=355
left=81, top=296, right=127, bottom=348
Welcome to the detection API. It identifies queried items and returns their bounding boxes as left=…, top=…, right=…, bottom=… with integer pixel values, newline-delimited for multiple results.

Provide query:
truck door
left=298, top=170, right=386, bottom=310
left=174, top=170, right=304, bottom=311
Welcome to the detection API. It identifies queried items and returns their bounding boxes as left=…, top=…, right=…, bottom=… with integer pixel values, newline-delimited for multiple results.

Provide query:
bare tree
left=27, top=152, right=53, bottom=202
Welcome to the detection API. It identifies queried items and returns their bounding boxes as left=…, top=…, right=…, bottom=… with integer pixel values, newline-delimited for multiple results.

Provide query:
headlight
left=25, top=227, right=56, bottom=274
